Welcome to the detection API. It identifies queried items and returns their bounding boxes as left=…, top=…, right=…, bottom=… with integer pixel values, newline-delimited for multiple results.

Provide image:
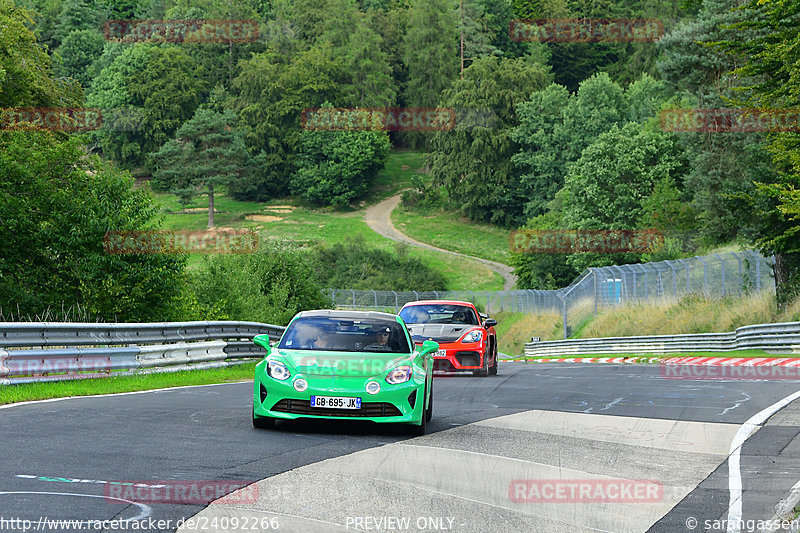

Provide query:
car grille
left=455, top=351, right=481, bottom=367
left=270, top=399, right=402, bottom=417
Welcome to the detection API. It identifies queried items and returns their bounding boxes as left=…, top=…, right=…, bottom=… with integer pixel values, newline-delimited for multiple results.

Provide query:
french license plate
left=310, top=396, right=361, bottom=409
left=434, top=349, right=447, bottom=357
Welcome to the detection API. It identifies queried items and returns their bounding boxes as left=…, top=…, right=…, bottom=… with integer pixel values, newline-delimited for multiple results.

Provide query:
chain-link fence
left=328, top=251, right=775, bottom=338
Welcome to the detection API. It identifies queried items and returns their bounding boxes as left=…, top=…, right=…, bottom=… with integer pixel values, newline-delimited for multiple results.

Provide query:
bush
left=188, top=241, right=331, bottom=325
left=310, top=237, right=447, bottom=291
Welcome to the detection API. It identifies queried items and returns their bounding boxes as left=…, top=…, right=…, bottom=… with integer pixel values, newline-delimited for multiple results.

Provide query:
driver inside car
left=365, top=326, right=392, bottom=350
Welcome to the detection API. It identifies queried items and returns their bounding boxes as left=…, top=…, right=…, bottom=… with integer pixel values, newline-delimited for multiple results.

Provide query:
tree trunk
left=208, top=183, right=215, bottom=229
left=774, top=252, right=800, bottom=310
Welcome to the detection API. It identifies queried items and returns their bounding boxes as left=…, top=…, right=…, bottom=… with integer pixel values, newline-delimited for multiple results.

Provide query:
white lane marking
left=0, top=381, right=250, bottom=411
left=719, top=392, right=752, bottom=417
left=601, top=397, right=625, bottom=411
left=0, top=491, right=151, bottom=521
left=726, top=390, right=800, bottom=533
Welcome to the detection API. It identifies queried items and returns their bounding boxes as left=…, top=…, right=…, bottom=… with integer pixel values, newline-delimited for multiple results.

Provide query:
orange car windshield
left=400, top=305, right=479, bottom=325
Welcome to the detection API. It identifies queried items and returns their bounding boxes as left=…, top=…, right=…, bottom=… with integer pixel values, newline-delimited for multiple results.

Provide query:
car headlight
left=462, top=330, right=483, bottom=343
left=267, top=360, right=291, bottom=381
left=385, top=366, right=412, bottom=384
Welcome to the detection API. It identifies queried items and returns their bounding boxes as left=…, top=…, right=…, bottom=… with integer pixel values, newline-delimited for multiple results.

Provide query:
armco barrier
left=0, top=321, right=285, bottom=385
left=522, top=322, right=800, bottom=358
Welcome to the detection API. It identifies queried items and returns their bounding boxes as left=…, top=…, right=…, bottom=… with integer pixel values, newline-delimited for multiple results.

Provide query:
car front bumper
left=431, top=344, right=486, bottom=371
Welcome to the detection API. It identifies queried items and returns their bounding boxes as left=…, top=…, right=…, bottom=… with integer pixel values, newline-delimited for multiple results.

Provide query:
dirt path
left=364, top=194, right=517, bottom=290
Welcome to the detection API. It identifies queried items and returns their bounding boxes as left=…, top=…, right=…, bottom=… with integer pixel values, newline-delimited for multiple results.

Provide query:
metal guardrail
left=521, top=322, right=800, bottom=358
left=0, top=321, right=286, bottom=385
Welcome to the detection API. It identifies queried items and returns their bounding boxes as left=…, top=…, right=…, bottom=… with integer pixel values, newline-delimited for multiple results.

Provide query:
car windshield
left=278, top=316, right=411, bottom=353
left=399, top=304, right=479, bottom=325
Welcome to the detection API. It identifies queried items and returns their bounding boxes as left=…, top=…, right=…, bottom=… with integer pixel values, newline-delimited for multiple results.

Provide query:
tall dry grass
left=580, top=292, right=800, bottom=338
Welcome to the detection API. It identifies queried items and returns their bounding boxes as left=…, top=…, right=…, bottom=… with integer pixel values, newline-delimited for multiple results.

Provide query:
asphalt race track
left=3, top=363, right=800, bottom=533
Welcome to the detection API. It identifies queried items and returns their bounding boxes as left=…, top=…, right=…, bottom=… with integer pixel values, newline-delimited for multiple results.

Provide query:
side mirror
left=419, top=339, right=439, bottom=355
left=483, top=319, right=497, bottom=328
left=253, top=334, right=272, bottom=349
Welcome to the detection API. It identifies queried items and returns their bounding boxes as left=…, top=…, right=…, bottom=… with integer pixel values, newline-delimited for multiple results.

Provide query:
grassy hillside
left=144, top=151, right=503, bottom=291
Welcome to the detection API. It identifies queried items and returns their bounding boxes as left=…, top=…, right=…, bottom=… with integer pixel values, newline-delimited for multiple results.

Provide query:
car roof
left=295, top=309, right=400, bottom=321
left=401, top=300, right=475, bottom=307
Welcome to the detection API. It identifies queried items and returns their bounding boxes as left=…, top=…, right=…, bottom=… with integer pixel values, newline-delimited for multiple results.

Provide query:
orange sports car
left=399, top=300, right=498, bottom=376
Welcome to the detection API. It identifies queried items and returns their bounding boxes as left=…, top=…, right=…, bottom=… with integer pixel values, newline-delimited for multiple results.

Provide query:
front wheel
left=425, top=379, right=433, bottom=422
left=489, top=348, right=498, bottom=376
left=253, top=406, right=275, bottom=429
left=408, top=384, right=428, bottom=436
left=473, top=351, right=489, bottom=377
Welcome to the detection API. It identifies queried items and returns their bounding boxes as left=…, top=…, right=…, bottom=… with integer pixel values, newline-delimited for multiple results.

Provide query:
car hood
left=272, top=349, right=412, bottom=377
left=406, top=324, right=475, bottom=343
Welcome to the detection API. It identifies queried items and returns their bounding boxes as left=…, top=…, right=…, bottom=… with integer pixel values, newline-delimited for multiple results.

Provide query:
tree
left=86, top=45, right=205, bottom=169
left=291, top=106, right=391, bottom=206
left=0, top=0, right=80, bottom=108
left=230, top=42, right=348, bottom=199
left=403, top=0, right=458, bottom=108
left=341, top=19, right=396, bottom=107
left=511, top=83, right=571, bottom=219
left=54, top=0, right=103, bottom=43
left=511, top=73, right=637, bottom=220
left=458, top=0, right=501, bottom=76
left=54, top=29, right=106, bottom=88
left=150, top=108, right=257, bottom=228
left=0, top=129, right=187, bottom=321
left=559, top=121, right=688, bottom=271
left=429, top=56, right=551, bottom=226
left=716, top=0, right=800, bottom=306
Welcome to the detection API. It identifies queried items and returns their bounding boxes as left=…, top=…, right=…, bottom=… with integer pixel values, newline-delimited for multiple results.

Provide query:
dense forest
left=1, top=0, right=798, bottom=321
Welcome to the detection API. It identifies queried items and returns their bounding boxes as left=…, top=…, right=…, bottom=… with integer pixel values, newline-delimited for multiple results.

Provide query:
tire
left=425, top=378, right=433, bottom=422
left=252, top=406, right=275, bottom=429
left=473, top=350, right=489, bottom=377
left=409, top=383, right=428, bottom=436
left=489, top=343, right=498, bottom=376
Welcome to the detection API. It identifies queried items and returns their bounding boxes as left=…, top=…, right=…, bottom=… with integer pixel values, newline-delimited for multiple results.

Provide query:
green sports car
left=252, top=310, right=438, bottom=435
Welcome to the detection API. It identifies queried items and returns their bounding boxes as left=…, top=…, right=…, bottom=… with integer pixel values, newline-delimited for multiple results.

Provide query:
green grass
left=147, top=193, right=503, bottom=291
left=391, top=208, right=512, bottom=266
left=367, top=150, right=429, bottom=202
left=0, top=363, right=257, bottom=405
